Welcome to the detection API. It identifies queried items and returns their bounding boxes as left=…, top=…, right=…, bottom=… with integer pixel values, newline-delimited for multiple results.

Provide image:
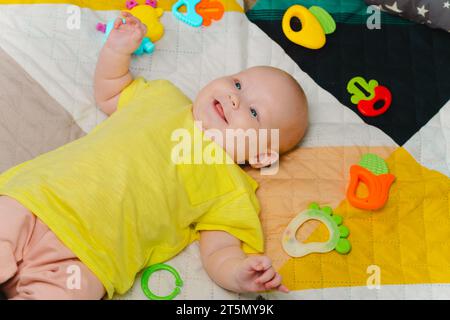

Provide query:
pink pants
left=0, top=196, right=105, bottom=299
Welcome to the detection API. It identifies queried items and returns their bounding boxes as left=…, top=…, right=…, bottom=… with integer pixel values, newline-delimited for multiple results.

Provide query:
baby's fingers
left=263, top=272, right=282, bottom=289
left=263, top=273, right=289, bottom=293
left=121, top=11, right=138, bottom=23
left=277, top=285, right=290, bottom=293
left=113, top=17, right=124, bottom=29
left=121, top=11, right=132, bottom=18
left=255, top=267, right=275, bottom=284
left=121, top=12, right=142, bottom=26
left=248, top=256, right=272, bottom=272
left=130, top=26, right=146, bottom=42
left=139, top=22, right=147, bottom=36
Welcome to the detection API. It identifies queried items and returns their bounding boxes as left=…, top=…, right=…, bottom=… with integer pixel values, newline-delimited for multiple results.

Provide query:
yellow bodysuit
left=0, top=78, right=264, bottom=298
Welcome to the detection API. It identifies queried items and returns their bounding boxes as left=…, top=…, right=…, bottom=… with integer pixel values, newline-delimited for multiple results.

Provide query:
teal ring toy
left=141, top=263, right=183, bottom=300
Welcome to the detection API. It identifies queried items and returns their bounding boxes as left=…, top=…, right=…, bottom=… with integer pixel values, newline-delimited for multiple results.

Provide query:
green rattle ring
left=141, top=263, right=183, bottom=300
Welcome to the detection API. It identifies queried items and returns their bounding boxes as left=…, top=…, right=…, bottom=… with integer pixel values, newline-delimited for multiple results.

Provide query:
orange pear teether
left=195, top=0, right=224, bottom=26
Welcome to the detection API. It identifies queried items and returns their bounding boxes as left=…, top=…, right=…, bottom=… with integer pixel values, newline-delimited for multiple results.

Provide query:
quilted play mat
left=0, top=0, right=449, bottom=300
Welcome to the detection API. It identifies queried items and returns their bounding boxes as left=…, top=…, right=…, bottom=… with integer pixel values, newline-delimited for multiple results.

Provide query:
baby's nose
left=228, top=94, right=240, bottom=109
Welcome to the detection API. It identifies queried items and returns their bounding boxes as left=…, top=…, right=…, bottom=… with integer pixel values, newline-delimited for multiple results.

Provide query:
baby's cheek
left=230, top=115, right=253, bottom=130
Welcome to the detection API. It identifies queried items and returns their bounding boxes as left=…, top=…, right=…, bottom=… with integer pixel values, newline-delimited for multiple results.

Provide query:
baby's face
left=192, top=66, right=308, bottom=166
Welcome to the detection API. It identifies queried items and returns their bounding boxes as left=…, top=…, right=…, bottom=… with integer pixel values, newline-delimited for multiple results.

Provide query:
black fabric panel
left=249, top=19, right=450, bottom=145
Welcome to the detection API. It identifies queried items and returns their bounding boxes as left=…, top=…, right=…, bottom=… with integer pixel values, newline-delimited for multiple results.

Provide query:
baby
left=0, top=12, right=308, bottom=299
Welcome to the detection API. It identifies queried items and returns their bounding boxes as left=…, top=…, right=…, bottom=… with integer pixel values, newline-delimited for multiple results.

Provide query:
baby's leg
left=0, top=195, right=36, bottom=285
left=0, top=196, right=105, bottom=299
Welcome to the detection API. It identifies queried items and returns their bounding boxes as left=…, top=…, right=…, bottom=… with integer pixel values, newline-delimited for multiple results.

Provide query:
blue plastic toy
left=172, top=0, right=203, bottom=27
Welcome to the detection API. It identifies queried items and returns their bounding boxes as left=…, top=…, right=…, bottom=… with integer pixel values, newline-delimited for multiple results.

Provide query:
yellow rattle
left=125, top=4, right=164, bottom=43
left=282, top=5, right=336, bottom=50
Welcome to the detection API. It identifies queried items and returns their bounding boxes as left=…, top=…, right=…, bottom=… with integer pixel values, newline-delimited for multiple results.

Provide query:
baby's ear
left=249, top=150, right=279, bottom=169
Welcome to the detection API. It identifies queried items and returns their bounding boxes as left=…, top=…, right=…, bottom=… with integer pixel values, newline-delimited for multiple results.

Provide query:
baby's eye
left=234, top=80, right=242, bottom=90
left=250, top=107, right=258, bottom=118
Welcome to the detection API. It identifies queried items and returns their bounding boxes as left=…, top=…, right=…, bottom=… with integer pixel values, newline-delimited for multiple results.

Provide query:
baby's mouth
left=213, top=99, right=228, bottom=124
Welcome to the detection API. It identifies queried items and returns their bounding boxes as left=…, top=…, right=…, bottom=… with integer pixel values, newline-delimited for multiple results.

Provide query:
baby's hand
left=234, top=255, right=289, bottom=293
left=105, top=11, right=147, bottom=55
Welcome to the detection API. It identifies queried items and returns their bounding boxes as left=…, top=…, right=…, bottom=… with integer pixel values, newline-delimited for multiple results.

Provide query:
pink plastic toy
left=126, top=0, right=138, bottom=9
left=96, top=23, right=106, bottom=33
left=145, top=0, right=157, bottom=7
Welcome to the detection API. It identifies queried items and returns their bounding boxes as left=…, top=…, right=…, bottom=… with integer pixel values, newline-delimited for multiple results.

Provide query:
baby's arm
left=199, top=230, right=289, bottom=294
left=94, top=41, right=132, bottom=116
left=94, top=12, right=147, bottom=116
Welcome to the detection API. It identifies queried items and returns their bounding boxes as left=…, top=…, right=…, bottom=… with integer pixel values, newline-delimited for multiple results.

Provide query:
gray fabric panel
left=365, top=0, right=450, bottom=32
left=0, top=46, right=86, bottom=173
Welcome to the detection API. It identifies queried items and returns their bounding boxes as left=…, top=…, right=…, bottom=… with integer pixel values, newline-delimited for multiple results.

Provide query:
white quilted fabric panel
left=404, top=100, right=450, bottom=177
